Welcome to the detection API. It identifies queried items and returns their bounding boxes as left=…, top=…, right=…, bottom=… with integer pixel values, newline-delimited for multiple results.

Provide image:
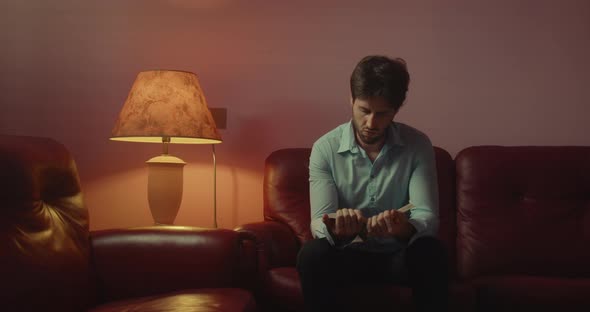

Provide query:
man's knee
left=408, top=236, right=446, bottom=258
left=296, top=238, right=334, bottom=273
left=406, top=236, right=448, bottom=273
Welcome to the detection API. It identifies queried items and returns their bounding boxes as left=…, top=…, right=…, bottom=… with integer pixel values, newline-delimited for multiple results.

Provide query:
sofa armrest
left=90, top=226, right=250, bottom=303
left=235, top=221, right=300, bottom=270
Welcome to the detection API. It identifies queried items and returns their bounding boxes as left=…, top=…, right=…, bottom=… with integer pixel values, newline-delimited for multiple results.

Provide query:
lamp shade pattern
left=111, top=70, right=221, bottom=144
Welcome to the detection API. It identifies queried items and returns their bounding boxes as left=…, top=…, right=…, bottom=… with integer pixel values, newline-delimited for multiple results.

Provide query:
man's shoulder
left=312, top=122, right=349, bottom=149
left=394, top=122, right=433, bottom=147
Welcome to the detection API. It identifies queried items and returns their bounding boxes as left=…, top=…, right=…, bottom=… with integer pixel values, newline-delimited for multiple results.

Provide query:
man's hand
left=322, top=208, right=367, bottom=243
left=366, top=209, right=416, bottom=242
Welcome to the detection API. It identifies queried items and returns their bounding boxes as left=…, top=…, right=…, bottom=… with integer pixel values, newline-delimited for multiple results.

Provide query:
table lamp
left=110, top=70, right=222, bottom=226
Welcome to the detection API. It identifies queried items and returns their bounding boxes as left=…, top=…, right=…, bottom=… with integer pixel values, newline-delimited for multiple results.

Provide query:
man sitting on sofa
left=296, top=55, right=449, bottom=312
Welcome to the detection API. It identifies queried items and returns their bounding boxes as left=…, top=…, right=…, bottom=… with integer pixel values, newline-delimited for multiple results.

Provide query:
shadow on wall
left=222, top=114, right=277, bottom=226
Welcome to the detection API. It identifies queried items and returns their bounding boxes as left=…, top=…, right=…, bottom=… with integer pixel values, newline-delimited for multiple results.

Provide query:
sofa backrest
left=456, top=146, right=590, bottom=280
left=264, top=148, right=313, bottom=243
left=0, top=135, right=92, bottom=311
left=263, top=147, right=457, bottom=269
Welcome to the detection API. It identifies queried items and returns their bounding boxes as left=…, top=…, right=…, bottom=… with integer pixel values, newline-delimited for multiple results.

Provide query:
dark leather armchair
left=0, top=135, right=257, bottom=312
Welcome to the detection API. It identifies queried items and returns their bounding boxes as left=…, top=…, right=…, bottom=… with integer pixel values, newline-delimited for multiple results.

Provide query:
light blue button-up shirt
left=309, top=121, right=439, bottom=252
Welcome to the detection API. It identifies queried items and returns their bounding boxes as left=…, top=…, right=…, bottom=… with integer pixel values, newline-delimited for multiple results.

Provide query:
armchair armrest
left=90, top=226, right=249, bottom=303
left=235, top=221, right=300, bottom=271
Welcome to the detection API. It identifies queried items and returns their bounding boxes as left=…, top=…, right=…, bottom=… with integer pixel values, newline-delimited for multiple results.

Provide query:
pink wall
left=1, top=0, right=589, bottom=230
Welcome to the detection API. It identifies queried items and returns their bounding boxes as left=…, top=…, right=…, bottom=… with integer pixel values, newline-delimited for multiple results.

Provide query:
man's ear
left=350, top=96, right=354, bottom=107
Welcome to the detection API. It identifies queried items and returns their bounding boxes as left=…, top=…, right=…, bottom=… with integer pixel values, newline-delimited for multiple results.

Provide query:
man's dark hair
left=350, top=55, right=410, bottom=111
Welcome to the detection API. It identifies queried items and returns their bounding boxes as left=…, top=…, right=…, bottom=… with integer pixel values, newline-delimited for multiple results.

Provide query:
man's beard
left=353, top=122, right=384, bottom=145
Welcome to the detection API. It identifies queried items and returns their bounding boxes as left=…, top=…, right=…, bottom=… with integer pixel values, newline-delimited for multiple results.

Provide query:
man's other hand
left=366, top=209, right=416, bottom=242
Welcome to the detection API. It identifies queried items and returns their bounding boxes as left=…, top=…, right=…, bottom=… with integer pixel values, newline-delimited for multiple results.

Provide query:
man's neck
left=355, top=133, right=385, bottom=162
left=357, top=138, right=385, bottom=154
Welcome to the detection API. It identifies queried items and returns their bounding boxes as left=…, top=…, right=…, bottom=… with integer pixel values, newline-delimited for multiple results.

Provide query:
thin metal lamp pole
left=212, top=144, right=217, bottom=228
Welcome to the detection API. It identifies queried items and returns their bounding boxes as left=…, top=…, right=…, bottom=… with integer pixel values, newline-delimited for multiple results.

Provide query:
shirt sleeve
left=309, top=142, right=337, bottom=245
left=407, top=136, right=440, bottom=241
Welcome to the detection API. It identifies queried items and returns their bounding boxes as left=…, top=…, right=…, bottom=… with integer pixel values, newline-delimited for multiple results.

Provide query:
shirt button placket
left=368, top=169, right=376, bottom=207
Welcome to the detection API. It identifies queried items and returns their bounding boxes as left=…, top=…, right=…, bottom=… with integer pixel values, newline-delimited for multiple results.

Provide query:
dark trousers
left=296, top=236, right=449, bottom=312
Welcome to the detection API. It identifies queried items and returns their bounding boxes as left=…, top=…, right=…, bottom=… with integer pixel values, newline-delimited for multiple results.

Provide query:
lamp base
left=146, top=155, right=186, bottom=225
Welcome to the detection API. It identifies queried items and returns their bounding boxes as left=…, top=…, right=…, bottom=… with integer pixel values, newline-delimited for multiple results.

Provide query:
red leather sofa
left=455, top=146, right=590, bottom=311
left=0, top=135, right=257, bottom=312
left=237, top=147, right=590, bottom=312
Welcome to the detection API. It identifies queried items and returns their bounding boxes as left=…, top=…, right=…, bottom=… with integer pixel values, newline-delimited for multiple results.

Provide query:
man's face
left=351, top=97, right=398, bottom=145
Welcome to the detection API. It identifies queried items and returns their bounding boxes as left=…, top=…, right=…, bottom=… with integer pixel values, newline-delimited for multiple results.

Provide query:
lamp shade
left=111, top=70, right=222, bottom=144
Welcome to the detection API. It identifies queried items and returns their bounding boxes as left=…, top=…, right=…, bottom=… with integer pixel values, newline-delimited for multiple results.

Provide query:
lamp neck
left=162, top=137, right=171, bottom=155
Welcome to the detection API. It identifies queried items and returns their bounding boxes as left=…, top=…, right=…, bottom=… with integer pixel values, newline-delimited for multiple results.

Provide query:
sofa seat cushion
left=473, top=275, right=590, bottom=311
left=265, top=267, right=474, bottom=312
left=89, top=288, right=257, bottom=312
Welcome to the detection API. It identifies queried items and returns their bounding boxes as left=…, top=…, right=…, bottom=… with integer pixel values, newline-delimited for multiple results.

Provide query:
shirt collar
left=337, top=120, right=404, bottom=154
